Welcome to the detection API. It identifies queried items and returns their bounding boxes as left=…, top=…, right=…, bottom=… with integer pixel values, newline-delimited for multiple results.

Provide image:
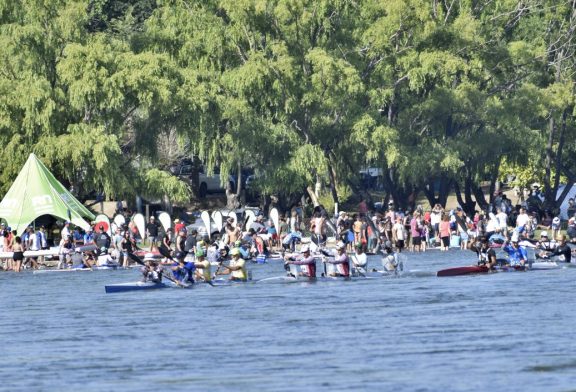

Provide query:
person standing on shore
left=439, top=215, right=451, bottom=251
left=146, top=216, right=160, bottom=251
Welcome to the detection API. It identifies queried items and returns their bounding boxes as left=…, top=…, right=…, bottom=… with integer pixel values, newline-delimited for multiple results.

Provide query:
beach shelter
left=0, top=153, right=95, bottom=234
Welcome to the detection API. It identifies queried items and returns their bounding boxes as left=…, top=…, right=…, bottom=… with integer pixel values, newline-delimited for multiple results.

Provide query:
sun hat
left=336, top=241, right=346, bottom=250
left=540, top=231, right=548, bottom=238
left=230, top=248, right=241, bottom=256
left=300, top=245, right=310, bottom=253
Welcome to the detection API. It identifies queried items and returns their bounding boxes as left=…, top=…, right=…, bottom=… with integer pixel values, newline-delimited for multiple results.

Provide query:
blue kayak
left=105, top=281, right=168, bottom=293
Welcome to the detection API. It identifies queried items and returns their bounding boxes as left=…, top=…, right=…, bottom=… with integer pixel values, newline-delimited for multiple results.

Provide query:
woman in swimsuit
left=12, top=236, right=24, bottom=272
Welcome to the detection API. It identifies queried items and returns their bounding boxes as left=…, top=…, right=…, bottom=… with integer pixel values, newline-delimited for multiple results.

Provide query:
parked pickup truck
left=169, top=162, right=235, bottom=198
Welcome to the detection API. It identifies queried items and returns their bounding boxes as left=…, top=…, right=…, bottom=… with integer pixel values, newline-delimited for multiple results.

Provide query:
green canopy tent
left=0, top=153, right=95, bottom=235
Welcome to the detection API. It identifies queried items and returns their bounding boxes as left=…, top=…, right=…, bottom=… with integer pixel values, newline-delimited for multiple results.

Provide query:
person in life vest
left=284, top=245, right=316, bottom=279
left=141, top=256, right=163, bottom=283
left=350, top=243, right=368, bottom=276
left=541, top=235, right=572, bottom=263
left=470, top=237, right=498, bottom=270
left=536, top=231, right=557, bottom=254
left=193, top=249, right=212, bottom=283
left=217, top=247, right=248, bottom=281
left=171, top=253, right=195, bottom=285
left=381, top=241, right=400, bottom=272
left=502, top=235, right=528, bottom=267
left=320, top=241, right=350, bottom=277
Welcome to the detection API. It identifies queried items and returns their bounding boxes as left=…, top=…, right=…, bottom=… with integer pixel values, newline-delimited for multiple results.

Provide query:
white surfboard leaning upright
left=244, top=210, right=256, bottom=231
left=133, top=213, right=146, bottom=240
left=270, top=208, right=280, bottom=235
left=201, top=210, right=212, bottom=239
left=228, top=211, right=238, bottom=227
left=158, top=212, right=171, bottom=233
left=113, top=214, right=126, bottom=228
left=212, top=211, right=223, bottom=232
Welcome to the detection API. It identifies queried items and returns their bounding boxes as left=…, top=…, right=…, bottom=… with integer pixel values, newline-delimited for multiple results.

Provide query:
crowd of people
left=2, top=187, right=575, bottom=276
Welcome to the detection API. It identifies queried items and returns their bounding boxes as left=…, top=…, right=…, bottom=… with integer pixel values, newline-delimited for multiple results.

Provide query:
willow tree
left=0, top=0, right=190, bottom=203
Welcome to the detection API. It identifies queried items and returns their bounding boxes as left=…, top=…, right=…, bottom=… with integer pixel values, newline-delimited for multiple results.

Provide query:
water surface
left=1, top=250, right=575, bottom=391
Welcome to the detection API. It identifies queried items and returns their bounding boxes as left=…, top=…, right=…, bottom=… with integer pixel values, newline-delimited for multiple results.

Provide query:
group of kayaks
left=103, top=248, right=574, bottom=293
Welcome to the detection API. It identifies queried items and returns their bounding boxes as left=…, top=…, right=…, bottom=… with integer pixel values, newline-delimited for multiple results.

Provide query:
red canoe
left=437, top=265, right=489, bottom=277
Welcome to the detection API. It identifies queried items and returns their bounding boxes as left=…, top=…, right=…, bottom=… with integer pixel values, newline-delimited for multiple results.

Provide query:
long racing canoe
left=105, top=281, right=168, bottom=293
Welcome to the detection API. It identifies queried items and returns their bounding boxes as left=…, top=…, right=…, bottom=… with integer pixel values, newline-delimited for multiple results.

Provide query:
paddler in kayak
left=283, top=245, right=316, bottom=279
left=470, top=237, right=498, bottom=270
left=350, top=243, right=368, bottom=276
left=171, top=254, right=195, bottom=285
left=320, top=241, right=350, bottom=277
left=216, top=247, right=248, bottom=281
left=539, top=235, right=572, bottom=263
left=193, top=249, right=212, bottom=282
left=502, top=236, right=528, bottom=267
left=141, top=256, right=163, bottom=283
left=381, top=241, right=400, bottom=272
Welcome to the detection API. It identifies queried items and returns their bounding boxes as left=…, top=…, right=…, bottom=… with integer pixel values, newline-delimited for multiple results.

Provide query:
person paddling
left=141, top=256, right=163, bottom=283
left=216, top=247, right=248, bottom=281
left=171, top=254, right=195, bottom=285
left=284, top=245, right=316, bottom=279
left=470, top=237, right=497, bottom=270
left=193, top=249, right=212, bottom=283
left=321, top=241, right=350, bottom=278
left=381, top=241, right=400, bottom=272
left=350, top=243, right=368, bottom=276
left=542, top=235, right=572, bottom=263
left=502, top=237, right=527, bottom=267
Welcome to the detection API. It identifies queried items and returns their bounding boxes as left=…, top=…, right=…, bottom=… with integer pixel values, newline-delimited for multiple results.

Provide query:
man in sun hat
left=537, top=231, right=556, bottom=253
left=284, top=245, right=316, bottom=278
left=216, top=247, right=248, bottom=281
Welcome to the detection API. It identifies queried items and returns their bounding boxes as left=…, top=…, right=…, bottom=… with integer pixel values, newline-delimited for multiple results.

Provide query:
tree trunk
left=306, top=186, right=320, bottom=207
left=326, top=160, right=339, bottom=206
left=471, top=183, right=489, bottom=212
left=551, top=109, right=568, bottom=209
left=488, top=159, right=500, bottom=204
left=236, top=162, right=242, bottom=196
left=543, top=114, right=556, bottom=205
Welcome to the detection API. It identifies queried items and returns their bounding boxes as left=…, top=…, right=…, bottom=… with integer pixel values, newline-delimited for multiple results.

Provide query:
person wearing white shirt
left=515, top=208, right=530, bottom=230
left=495, top=208, right=509, bottom=238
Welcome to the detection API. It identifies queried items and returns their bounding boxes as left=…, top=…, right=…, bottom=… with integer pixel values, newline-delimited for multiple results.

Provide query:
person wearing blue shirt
left=83, top=228, right=94, bottom=245
left=503, top=240, right=527, bottom=266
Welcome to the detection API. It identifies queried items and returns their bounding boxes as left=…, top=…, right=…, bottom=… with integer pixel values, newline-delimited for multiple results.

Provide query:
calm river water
left=1, top=249, right=575, bottom=392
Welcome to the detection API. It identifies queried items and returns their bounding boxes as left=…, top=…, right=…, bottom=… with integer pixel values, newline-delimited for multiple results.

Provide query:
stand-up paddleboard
left=212, top=211, right=223, bottom=232
left=158, top=212, right=171, bottom=233
left=113, top=214, right=126, bottom=228
left=0, top=249, right=60, bottom=259
left=437, top=265, right=489, bottom=277
left=201, top=211, right=211, bottom=239
left=270, top=208, right=280, bottom=235
left=133, top=213, right=146, bottom=239
left=75, top=244, right=98, bottom=253
left=229, top=211, right=238, bottom=227
left=95, top=214, right=111, bottom=235
left=245, top=210, right=256, bottom=230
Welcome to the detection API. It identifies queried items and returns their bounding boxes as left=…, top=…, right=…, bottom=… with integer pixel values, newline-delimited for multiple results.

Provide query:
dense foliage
left=0, top=0, right=574, bottom=212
